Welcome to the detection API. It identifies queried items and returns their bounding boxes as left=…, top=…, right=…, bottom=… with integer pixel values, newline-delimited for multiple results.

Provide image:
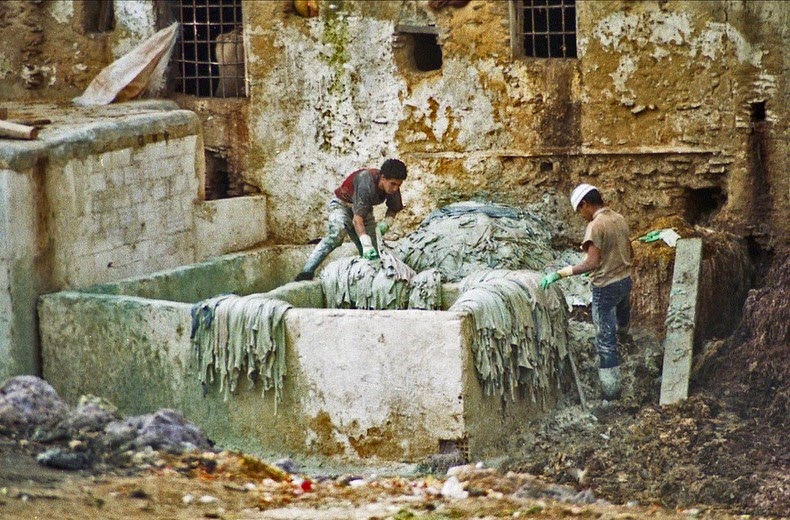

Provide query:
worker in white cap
left=540, top=184, right=633, bottom=400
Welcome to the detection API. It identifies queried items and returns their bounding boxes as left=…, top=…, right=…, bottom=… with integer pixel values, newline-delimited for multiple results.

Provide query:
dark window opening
left=205, top=150, right=231, bottom=200
left=515, top=0, right=576, bottom=58
left=540, top=161, right=554, bottom=172
left=204, top=149, right=261, bottom=200
left=396, top=26, right=443, bottom=72
left=750, top=101, right=766, bottom=123
left=683, top=186, right=725, bottom=225
left=171, top=0, right=246, bottom=98
left=413, top=33, right=443, bottom=71
left=82, top=0, right=115, bottom=33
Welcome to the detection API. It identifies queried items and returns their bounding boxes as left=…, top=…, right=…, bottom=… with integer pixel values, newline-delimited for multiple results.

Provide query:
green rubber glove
left=540, top=272, right=561, bottom=290
left=639, top=230, right=662, bottom=243
left=360, top=234, right=379, bottom=260
left=362, top=246, right=380, bottom=260
left=377, top=216, right=393, bottom=237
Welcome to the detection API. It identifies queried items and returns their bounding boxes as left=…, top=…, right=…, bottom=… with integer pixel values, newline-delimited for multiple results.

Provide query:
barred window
left=171, top=0, right=247, bottom=97
left=512, top=0, right=577, bottom=59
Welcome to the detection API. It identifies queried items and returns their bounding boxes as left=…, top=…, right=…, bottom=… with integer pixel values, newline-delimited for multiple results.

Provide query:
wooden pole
left=0, top=120, right=39, bottom=140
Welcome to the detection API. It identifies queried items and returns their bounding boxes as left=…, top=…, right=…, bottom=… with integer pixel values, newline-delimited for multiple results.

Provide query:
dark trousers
left=591, top=276, right=632, bottom=369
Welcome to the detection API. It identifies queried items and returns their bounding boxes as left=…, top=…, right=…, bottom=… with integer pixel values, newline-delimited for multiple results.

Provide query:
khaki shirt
left=582, top=207, right=632, bottom=287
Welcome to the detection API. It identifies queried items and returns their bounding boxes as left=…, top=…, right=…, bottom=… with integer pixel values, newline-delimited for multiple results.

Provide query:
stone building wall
left=1, top=0, right=786, bottom=249
left=238, top=1, right=786, bottom=253
left=47, top=135, right=198, bottom=287
left=48, top=138, right=199, bottom=286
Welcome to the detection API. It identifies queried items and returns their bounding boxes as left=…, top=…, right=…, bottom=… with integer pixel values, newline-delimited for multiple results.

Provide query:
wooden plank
left=659, top=238, right=703, bottom=406
left=0, top=120, right=38, bottom=140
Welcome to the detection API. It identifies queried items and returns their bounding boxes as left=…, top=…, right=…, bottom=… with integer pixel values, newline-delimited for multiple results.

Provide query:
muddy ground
left=1, top=256, right=787, bottom=519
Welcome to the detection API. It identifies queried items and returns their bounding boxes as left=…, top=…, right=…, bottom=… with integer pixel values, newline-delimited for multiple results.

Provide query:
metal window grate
left=172, top=0, right=246, bottom=97
left=516, top=0, right=576, bottom=59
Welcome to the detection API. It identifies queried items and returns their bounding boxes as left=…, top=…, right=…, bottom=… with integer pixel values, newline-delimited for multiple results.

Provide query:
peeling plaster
left=112, top=1, right=157, bottom=58
left=610, top=55, right=637, bottom=96
left=693, top=22, right=763, bottom=67
left=46, top=0, right=74, bottom=25
left=648, top=12, right=693, bottom=46
left=592, top=12, right=641, bottom=52
left=592, top=12, right=692, bottom=51
left=593, top=12, right=762, bottom=67
left=405, top=58, right=500, bottom=147
left=258, top=17, right=405, bottom=197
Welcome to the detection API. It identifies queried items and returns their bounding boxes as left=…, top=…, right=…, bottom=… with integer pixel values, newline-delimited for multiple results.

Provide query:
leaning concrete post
left=659, top=238, right=703, bottom=406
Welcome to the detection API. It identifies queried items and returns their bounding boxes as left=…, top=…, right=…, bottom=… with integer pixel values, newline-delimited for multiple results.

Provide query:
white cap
left=570, top=183, right=598, bottom=211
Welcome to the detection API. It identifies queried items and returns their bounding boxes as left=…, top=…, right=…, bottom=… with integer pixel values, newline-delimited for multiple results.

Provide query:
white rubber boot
left=599, top=366, right=622, bottom=400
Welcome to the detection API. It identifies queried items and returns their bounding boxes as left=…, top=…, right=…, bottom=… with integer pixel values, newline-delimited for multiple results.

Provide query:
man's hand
left=377, top=216, right=393, bottom=237
left=540, top=266, right=573, bottom=290
left=360, top=234, right=379, bottom=260
left=540, top=272, right=561, bottom=290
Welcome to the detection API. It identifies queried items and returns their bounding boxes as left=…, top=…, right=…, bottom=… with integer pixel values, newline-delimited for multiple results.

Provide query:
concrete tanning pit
left=39, top=204, right=575, bottom=462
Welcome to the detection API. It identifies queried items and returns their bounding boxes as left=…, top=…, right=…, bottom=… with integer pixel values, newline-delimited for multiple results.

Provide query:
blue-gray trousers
left=591, top=276, right=632, bottom=369
left=300, top=198, right=378, bottom=274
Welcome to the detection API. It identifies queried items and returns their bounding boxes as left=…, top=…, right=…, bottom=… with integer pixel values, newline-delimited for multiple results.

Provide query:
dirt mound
left=697, top=253, right=789, bottom=428
left=631, top=215, right=751, bottom=342
left=502, top=393, right=789, bottom=516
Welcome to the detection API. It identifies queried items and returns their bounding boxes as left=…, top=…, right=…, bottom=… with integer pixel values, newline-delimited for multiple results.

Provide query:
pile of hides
left=449, top=270, right=569, bottom=405
left=320, top=249, right=443, bottom=310
left=394, top=202, right=556, bottom=283
left=542, top=249, right=592, bottom=310
left=191, top=294, right=292, bottom=409
left=697, top=253, right=789, bottom=428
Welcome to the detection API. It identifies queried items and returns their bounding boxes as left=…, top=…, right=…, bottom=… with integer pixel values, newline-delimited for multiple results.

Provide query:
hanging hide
left=73, top=23, right=178, bottom=106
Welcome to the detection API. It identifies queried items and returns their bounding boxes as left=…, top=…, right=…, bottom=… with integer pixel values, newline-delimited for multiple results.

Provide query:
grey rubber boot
left=599, top=366, right=622, bottom=400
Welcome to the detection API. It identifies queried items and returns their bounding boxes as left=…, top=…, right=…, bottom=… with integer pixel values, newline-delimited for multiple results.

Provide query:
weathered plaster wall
left=0, top=101, right=206, bottom=381
left=39, top=291, right=473, bottom=460
left=0, top=168, right=41, bottom=379
left=0, top=0, right=156, bottom=102
left=46, top=136, right=199, bottom=286
left=3, top=1, right=784, bottom=251
left=578, top=1, right=787, bottom=250
left=0, top=102, right=201, bottom=380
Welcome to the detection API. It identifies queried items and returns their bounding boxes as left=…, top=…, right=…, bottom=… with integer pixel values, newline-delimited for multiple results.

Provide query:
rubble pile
left=0, top=376, right=212, bottom=471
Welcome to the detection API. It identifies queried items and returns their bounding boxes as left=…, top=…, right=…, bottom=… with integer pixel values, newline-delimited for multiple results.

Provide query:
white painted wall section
left=291, top=309, right=467, bottom=452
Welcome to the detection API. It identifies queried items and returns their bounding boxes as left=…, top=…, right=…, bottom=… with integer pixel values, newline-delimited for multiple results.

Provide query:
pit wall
left=0, top=101, right=267, bottom=381
left=38, top=248, right=560, bottom=461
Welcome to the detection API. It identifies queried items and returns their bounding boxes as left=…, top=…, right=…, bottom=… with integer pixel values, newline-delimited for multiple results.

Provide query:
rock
left=103, top=409, right=212, bottom=454
left=36, top=447, right=92, bottom=470
left=440, top=476, right=469, bottom=499
left=274, top=458, right=299, bottom=474
left=61, top=395, right=121, bottom=434
left=0, top=376, right=70, bottom=434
